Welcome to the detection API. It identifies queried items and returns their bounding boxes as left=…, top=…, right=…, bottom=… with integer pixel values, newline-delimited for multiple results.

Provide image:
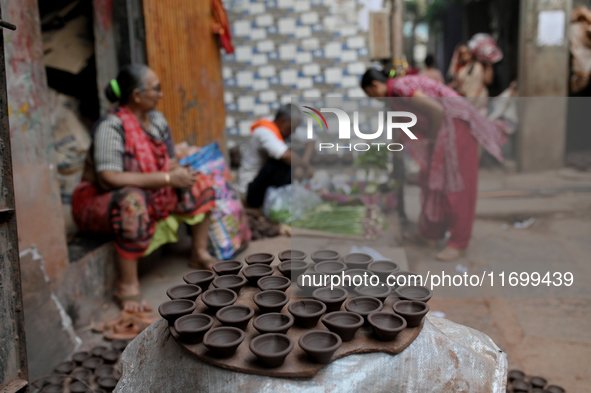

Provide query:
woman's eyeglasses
left=142, top=84, right=162, bottom=93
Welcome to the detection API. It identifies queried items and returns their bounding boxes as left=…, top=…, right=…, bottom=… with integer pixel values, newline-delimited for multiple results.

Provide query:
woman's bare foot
left=114, top=283, right=152, bottom=313
left=436, top=246, right=465, bottom=262
left=189, top=250, right=217, bottom=270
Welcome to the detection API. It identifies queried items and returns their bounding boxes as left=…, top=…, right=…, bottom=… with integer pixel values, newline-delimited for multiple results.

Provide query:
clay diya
left=392, top=300, right=429, bottom=327
left=354, top=284, right=392, bottom=302
left=312, top=287, right=348, bottom=312
left=69, top=381, right=90, bottom=393
left=367, top=312, right=407, bottom=341
left=545, top=385, right=566, bottom=393
left=253, top=290, right=290, bottom=313
left=344, top=296, right=383, bottom=323
left=529, top=376, right=547, bottom=389
left=389, top=271, right=422, bottom=288
left=311, top=249, right=340, bottom=263
left=507, top=370, right=525, bottom=382
left=342, top=269, right=376, bottom=290
left=202, top=326, right=245, bottom=358
left=72, top=351, right=90, bottom=365
left=182, top=270, right=216, bottom=291
left=321, top=311, right=364, bottom=342
left=54, top=361, right=76, bottom=374
left=394, top=285, right=433, bottom=303
left=249, top=333, right=294, bottom=368
left=97, top=376, right=119, bottom=392
left=278, top=249, right=306, bottom=261
left=201, top=288, right=238, bottom=313
left=90, top=346, right=107, bottom=357
left=174, top=313, right=214, bottom=344
left=368, top=260, right=400, bottom=282
left=253, top=313, right=294, bottom=334
left=212, top=274, right=248, bottom=294
left=158, top=299, right=197, bottom=326
left=41, top=384, right=64, bottom=393
left=82, top=356, right=104, bottom=371
left=94, top=365, right=118, bottom=378
left=296, top=272, right=330, bottom=295
left=111, top=339, right=129, bottom=352
left=244, top=252, right=275, bottom=265
left=100, top=349, right=120, bottom=364
left=216, top=305, right=255, bottom=331
left=288, top=299, right=327, bottom=328
left=512, top=380, right=532, bottom=392
left=44, top=375, right=65, bottom=386
left=257, top=275, right=291, bottom=292
left=343, top=253, right=373, bottom=269
left=166, top=284, right=202, bottom=301
left=212, top=260, right=244, bottom=276
left=277, top=260, right=309, bottom=281
left=242, top=264, right=275, bottom=286
left=315, top=261, right=347, bottom=274
left=298, top=330, right=342, bottom=364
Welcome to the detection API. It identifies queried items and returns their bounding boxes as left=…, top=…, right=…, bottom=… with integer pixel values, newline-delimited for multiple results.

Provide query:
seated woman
left=72, top=64, right=216, bottom=313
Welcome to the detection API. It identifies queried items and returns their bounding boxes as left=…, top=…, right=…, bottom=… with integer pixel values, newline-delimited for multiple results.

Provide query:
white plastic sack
left=263, top=184, right=322, bottom=223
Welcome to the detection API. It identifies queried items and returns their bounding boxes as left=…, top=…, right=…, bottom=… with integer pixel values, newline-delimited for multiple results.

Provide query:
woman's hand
left=169, top=166, right=197, bottom=190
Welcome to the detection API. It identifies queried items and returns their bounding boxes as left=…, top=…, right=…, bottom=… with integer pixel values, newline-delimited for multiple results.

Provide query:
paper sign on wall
left=537, top=10, right=565, bottom=46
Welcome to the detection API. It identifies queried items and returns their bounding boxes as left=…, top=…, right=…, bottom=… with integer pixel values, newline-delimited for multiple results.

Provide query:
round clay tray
left=278, top=260, right=309, bottom=281
left=312, top=287, right=348, bottom=312
left=343, top=253, right=373, bottom=269
left=278, top=250, right=307, bottom=261
left=212, top=275, right=248, bottom=294
left=394, top=285, right=433, bottom=303
left=257, top=275, right=291, bottom=292
left=298, top=330, right=342, bottom=364
left=244, top=253, right=275, bottom=265
left=392, top=300, right=429, bottom=328
left=212, top=260, right=244, bottom=276
left=183, top=270, right=216, bottom=291
left=314, top=261, right=347, bottom=274
left=253, top=313, right=295, bottom=334
left=242, top=264, right=275, bottom=286
left=166, top=284, right=202, bottom=301
left=368, top=260, right=400, bottom=281
left=321, top=311, right=364, bottom=342
left=311, top=250, right=340, bottom=263
left=216, top=305, right=255, bottom=331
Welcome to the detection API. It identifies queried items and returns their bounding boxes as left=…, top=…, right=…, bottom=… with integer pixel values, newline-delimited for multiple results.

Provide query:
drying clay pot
left=212, top=275, right=248, bottom=294
left=257, top=275, right=291, bottom=292
left=43, top=375, right=64, bottom=386
left=182, top=270, right=216, bottom=291
left=111, top=339, right=129, bottom=352
left=166, top=284, right=202, bottom=301
left=41, top=384, right=63, bottom=393
left=530, top=389, right=545, bottom=393
left=392, top=300, right=429, bottom=328
left=94, top=365, right=118, bottom=378
left=367, top=312, right=407, bottom=341
left=545, top=385, right=565, bottom=393
left=314, top=261, right=347, bottom=274
left=203, top=326, right=245, bottom=358
left=68, top=381, right=89, bottom=393
left=529, top=376, right=547, bottom=389
left=512, top=380, right=532, bottom=392
left=296, top=272, right=330, bottom=296
left=368, top=260, right=400, bottom=282
left=212, top=260, right=244, bottom=276
left=82, top=357, right=104, bottom=371
left=54, top=361, right=76, bottom=374
left=354, top=284, right=392, bottom=301
left=389, top=271, right=422, bottom=288
left=343, top=253, right=373, bottom=269
left=298, top=330, right=342, bottom=364
left=344, top=296, right=383, bottom=323
left=100, top=349, right=120, bottom=364
left=253, top=313, right=294, bottom=335
left=72, top=351, right=90, bottom=365
left=244, top=253, right=275, bottom=265
left=249, top=333, right=294, bottom=368
left=321, top=311, right=364, bottom=342
left=201, top=288, right=238, bottom=313
left=507, top=370, right=525, bottom=382
left=311, top=250, right=340, bottom=263
left=90, top=346, right=107, bottom=357
left=216, top=305, right=255, bottom=331
left=277, top=260, right=309, bottom=281
left=394, top=285, right=432, bottom=303
left=243, top=264, right=275, bottom=286
left=342, top=269, right=376, bottom=290
left=278, top=249, right=307, bottom=261
left=288, top=299, right=327, bottom=328
left=312, top=287, right=348, bottom=312
left=158, top=299, right=197, bottom=326
left=253, top=290, right=290, bottom=313
left=97, top=376, right=119, bottom=392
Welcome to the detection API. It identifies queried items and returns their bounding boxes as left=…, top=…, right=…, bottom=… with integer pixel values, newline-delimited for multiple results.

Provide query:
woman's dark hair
left=104, top=64, right=150, bottom=104
left=360, top=68, right=389, bottom=89
left=425, top=54, right=435, bottom=68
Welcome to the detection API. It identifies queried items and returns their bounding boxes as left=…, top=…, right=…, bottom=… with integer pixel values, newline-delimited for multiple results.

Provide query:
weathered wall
left=93, top=0, right=118, bottom=115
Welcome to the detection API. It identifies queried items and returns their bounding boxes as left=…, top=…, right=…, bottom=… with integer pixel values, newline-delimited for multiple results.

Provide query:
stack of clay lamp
left=506, top=370, right=566, bottom=393
left=34, top=340, right=128, bottom=392
left=159, top=250, right=432, bottom=367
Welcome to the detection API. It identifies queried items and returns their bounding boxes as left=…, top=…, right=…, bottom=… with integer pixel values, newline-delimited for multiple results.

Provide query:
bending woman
left=73, top=65, right=216, bottom=312
left=361, top=69, right=507, bottom=261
